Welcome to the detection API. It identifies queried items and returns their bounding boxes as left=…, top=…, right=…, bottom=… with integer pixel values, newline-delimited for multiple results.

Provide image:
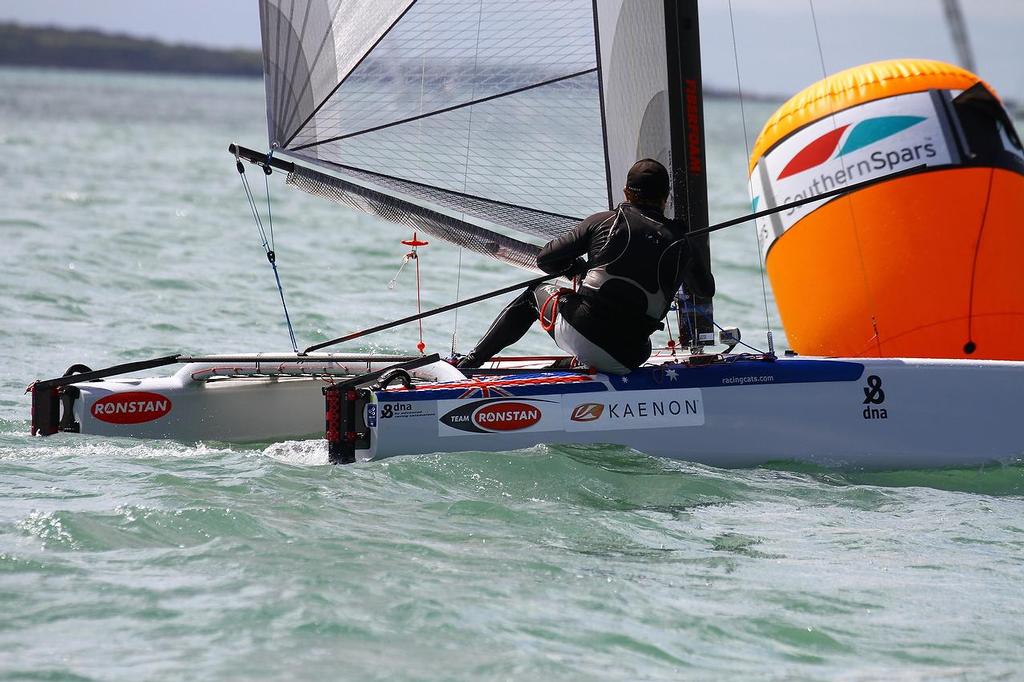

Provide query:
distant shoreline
left=0, top=21, right=786, bottom=102
left=0, top=23, right=262, bottom=78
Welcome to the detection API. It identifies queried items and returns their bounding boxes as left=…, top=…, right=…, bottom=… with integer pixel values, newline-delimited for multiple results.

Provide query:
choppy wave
left=2, top=441, right=1022, bottom=679
left=3, top=68, right=1023, bottom=680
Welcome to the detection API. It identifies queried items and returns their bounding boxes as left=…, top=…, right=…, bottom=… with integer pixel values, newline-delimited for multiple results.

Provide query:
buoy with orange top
left=749, top=58, right=1024, bottom=359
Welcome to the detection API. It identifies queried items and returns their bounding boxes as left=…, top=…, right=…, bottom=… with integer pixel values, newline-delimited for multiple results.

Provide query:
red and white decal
left=91, top=392, right=172, bottom=424
left=473, top=402, right=541, bottom=431
left=416, top=374, right=594, bottom=399
left=437, top=398, right=562, bottom=436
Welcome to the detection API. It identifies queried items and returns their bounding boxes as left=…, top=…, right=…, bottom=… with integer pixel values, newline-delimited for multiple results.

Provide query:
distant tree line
left=0, top=23, right=262, bottom=77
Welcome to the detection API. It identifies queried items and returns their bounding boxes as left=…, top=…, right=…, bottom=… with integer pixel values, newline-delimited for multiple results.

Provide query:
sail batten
left=297, top=67, right=607, bottom=218
left=261, top=0, right=418, bottom=148
left=279, top=0, right=419, bottom=148
left=312, top=160, right=584, bottom=223
left=590, top=0, right=614, bottom=211
left=289, top=67, right=598, bottom=152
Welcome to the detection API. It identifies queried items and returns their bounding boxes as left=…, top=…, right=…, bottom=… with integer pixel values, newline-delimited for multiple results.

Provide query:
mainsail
left=257, top=0, right=709, bottom=274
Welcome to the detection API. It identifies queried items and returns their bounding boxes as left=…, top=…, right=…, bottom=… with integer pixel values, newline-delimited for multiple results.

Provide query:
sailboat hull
left=63, top=356, right=1024, bottom=470
left=366, top=357, right=1022, bottom=469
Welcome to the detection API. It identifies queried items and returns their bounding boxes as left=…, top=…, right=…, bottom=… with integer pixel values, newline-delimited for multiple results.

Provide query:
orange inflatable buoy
left=749, top=59, right=1024, bottom=360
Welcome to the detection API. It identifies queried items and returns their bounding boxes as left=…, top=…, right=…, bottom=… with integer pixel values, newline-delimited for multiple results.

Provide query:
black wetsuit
left=461, top=202, right=715, bottom=370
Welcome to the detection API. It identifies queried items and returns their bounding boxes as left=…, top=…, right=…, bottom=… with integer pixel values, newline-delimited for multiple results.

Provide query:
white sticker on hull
left=378, top=402, right=436, bottom=420
left=437, top=398, right=562, bottom=436
left=564, top=389, right=704, bottom=431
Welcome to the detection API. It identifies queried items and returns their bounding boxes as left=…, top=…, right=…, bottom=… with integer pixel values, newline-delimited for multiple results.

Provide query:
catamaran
left=29, top=1, right=1024, bottom=470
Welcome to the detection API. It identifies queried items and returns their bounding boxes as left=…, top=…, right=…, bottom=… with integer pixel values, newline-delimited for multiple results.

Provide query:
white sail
left=261, top=0, right=416, bottom=151
left=594, top=0, right=672, bottom=211
left=258, top=0, right=704, bottom=264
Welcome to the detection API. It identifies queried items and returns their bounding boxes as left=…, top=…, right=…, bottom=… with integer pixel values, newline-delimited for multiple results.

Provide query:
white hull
left=64, top=354, right=463, bottom=443
left=57, top=353, right=1024, bottom=470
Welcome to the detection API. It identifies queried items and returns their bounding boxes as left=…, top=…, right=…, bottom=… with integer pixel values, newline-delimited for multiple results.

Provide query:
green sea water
left=2, top=68, right=1023, bottom=680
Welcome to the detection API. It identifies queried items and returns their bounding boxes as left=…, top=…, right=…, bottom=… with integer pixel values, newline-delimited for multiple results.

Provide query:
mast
left=940, top=0, right=976, bottom=74
left=663, top=0, right=708, bottom=232
left=663, top=0, right=714, bottom=348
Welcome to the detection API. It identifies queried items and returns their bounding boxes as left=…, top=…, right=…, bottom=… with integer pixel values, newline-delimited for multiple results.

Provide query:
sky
left=1, top=0, right=1022, bottom=100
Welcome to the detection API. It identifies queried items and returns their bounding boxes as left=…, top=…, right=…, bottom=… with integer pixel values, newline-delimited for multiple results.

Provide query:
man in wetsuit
left=457, top=158, right=715, bottom=375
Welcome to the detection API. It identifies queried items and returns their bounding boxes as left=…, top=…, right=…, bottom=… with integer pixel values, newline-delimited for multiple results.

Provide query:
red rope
left=394, top=232, right=430, bottom=354
left=666, top=309, right=677, bottom=356
left=539, top=291, right=558, bottom=332
left=540, top=288, right=574, bottom=333
left=414, top=249, right=425, bottom=353
left=395, top=232, right=429, bottom=353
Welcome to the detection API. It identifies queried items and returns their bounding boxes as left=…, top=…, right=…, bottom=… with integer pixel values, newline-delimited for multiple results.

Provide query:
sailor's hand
left=563, top=258, right=588, bottom=276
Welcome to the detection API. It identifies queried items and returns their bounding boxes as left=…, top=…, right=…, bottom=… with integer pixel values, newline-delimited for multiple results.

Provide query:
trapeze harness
left=542, top=201, right=714, bottom=372
left=462, top=203, right=713, bottom=374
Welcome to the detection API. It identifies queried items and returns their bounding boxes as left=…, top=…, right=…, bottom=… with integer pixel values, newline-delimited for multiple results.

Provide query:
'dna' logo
left=777, top=115, right=926, bottom=180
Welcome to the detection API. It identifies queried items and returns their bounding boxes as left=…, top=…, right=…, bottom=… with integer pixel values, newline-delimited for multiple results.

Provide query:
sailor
left=458, top=159, right=715, bottom=374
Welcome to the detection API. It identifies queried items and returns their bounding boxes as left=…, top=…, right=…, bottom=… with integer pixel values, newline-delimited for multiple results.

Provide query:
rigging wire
left=411, top=238, right=426, bottom=354
left=807, top=0, right=882, bottom=356
left=451, top=247, right=463, bottom=355
left=451, top=0, right=486, bottom=356
left=728, top=0, right=775, bottom=356
left=668, top=303, right=767, bottom=355
left=963, top=168, right=997, bottom=353
left=264, top=158, right=276, bottom=253
left=714, top=319, right=767, bottom=354
left=665, top=310, right=677, bottom=355
left=409, top=56, right=429, bottom=356
left=235, top=152, right=299, bottom=353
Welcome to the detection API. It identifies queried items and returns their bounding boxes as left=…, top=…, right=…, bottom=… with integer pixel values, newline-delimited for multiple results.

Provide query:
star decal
left=665, top=368, right=678, bottom=381
left=621, top=376, right=629, bottom=383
